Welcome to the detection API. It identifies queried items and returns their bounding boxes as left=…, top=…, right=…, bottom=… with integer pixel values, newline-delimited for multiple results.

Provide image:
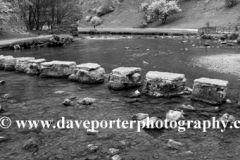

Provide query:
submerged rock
left=0, top=80, right=5, bottom=85
left=218, top=113, right=235, bottom=124
left=62, top=98, right=72, bottom=106
left=40, top=61, right=76, bottom=78
left=69, top=63, right=105, bottom=84
left=167, top=139, right=183, bottom=149
left=87, top=128, right=99, bottom=135
left=191, top=77, right=228, bottom=104
left=25, top=59, right=46, bottom=75
left=22, top=138, right=40, bottom=152
left=166, top=110, right=184, bottom=122
left=108, top=67, right=142, bottom=90
left=112, top=155, right=122, bottom=160
left=132, top=113, right=149, bottom=121
left=15, top=57, right=35, bottom=73
left=140, top=117, right=159, bottom=129
left=78, top=97, right=96, bottom=105
left=143, top=71, right=189, bottom=97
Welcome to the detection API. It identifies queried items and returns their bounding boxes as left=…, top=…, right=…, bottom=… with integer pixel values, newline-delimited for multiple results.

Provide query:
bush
left=237, top=37, right=240, bottom=44
left=85, top=16, right=92, bottom=22
left=140, top=2, right=149, bottom=11
left=225, top=0, right=237, bottom=7
left=229, top=33, right=239, bottom=40
left=143, top=0, right=182, bottom=24
left=90, top=16, right=102, bottom=26
left=96, top=5, right=114, bottom=17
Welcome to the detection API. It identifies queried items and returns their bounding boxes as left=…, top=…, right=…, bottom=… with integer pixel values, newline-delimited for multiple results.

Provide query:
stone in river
left=25, top=59, right=46, bottom=75
left=0, top=56, right=14, bottom=70
left=15, top=57, right=35, bottom=73
left=143, top=71, right=189, bottom=97
left=69, top=63, right=105, bottom=83
left=40, top=61, right=76, bottom=78
left=191, top=77, right=228, bottom=104
left=108, top=67, right=142, bottom=90
left=4, top=56, right=17, bottom=71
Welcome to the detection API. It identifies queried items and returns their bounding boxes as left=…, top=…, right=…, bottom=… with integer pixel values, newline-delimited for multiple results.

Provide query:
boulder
left=0, top=56, right=14, bottom=70
left=69, top=63, right=105, bottom=84
left=40, top=61, right=76, bottom=78
left=108, top=67, right=142, bottom=90
left=78, top=97, right=96, bottom=105
left=191, top=77, right=228, bottom=104
left=4, top=56, right=16, bottom=71
left=15, top=57, right=35, bottom=73
left=25, top=59, right=46, bottom=75
left=143, top=71, right=189, bottom=97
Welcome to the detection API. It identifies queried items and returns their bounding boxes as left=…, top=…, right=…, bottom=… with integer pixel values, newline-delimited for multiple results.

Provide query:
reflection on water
left=0, top=36, right=240, bottom=159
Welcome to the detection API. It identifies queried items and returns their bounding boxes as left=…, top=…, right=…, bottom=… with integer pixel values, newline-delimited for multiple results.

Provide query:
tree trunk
left=28, top=5, right=33, bottom=30
left=36, top=0, right=40, bottom=30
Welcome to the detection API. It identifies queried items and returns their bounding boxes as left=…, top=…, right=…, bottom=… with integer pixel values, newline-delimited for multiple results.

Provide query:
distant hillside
left=79, top=0, right=240, bottom=29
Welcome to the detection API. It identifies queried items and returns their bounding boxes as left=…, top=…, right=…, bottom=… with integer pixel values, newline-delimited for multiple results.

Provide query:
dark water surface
left=0, top=36, right=240, bottom=160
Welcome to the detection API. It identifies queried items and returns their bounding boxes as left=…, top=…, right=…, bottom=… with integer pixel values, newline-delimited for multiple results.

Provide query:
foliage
left=0, top=0, right=13, bottom=24
left=140, top=2, right=149, bottom=11
left=225, top=0, right=237, bottom=7
left=143, top=0, right=182, bottom=24
left=90, top=16, right=102, bottom=26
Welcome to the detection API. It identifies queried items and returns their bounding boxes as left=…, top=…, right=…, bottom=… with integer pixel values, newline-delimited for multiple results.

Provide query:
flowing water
left=0, top=36, right=240, bottom=160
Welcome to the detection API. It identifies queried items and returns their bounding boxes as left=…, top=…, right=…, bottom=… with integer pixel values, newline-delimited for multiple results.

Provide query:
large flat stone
left=112, top=67, right=142, bottom=76
left=25, top=59, right=46, bottom=75
left=15, top=57, right=35, bottom=73
left=191, top=77, right=228, bottom=104
left=143, top=71, right=189, bottom=97
left=0, top=56, right=14, bottom=70
left=108, top=67, right=142, bottom=90
left=40, top=61, right=76, bottom=78
left=69, top=63, right=105, bottom=83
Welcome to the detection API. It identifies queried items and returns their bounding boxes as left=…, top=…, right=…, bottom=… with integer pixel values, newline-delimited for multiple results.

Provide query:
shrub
left=90, top=16, right=102, bottom=26
left=225, top=0, right=237, bottom=7
left=85, top=16, right=92, bottom=22
left=140, top=2, right=149, bottom=11
left=229, top=33, right=239, bottom=40
left=96, top=5, right=114, bottom=17
left=237, top=37, right=240, bottom=44
left=143, top=0, right=182, bottom=24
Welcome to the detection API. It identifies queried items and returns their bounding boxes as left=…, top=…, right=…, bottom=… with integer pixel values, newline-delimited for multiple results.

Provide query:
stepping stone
left=0, top=56, right=14, bottom=70
left=191, top=77, right=228, bottom=104
left=69, top=63, right=105, bottom=83
left=40, top=61, right=76, bottom=78
left=143, top=71, right=189, bottom=97
left=108, top=67, right=142, bottom=90
left=15, top=57, right=35, bottom=73
left=25, top=59, right=46, bottom=75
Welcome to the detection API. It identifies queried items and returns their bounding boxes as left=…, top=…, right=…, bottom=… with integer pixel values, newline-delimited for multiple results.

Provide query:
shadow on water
left=0, top=36, right=240, bottom=159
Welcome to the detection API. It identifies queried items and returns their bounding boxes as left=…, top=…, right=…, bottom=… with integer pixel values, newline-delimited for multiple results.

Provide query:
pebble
left=112, top=155, right=122, bottom=160
left=87, top=144, right=99, bottom=152
left=167, top=139, right=183, bottom=149
left=109, top=148, right=120, bottom=155
left=226, top=99, right=232, bottom=104
left=87, top=128, right=99, bottom=135
left=78, top=97, right=96, bottom=105
left=55, top=91, right=65, bottom=94
left=0, top=80, right=5, bottom=85
left=3, top=94, right=12, bottom=99
left=132, top=113, right=149, bottom=121
left=62, top=98, right=72, bottom=106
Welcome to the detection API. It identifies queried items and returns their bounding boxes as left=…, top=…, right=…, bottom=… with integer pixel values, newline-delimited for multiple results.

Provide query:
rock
left=22, top=138, right=40, bottom=152
left=0, top=80, right=5, bottom=85
left=0, top=56, right=14, bottom=70
left=0, top=104, right=3, bottom=112
left=125, top=47, right=129, bottom=50
left=78, top=97, right=96, bottom=105
left=108, top=67, right=142, bottom=90
left=55, top=91, right=65, bottom=94
left=167, top=139, right=183, bottom=149
left=204, top=42, right=210, bottom=46
left=221, top=41, right=227, bottom=44
left=180, top=104, right=195, bottom=110
left=25, top=59, right=46, bottom=75
left=111, top=155, right=122, bottom=160
left=69, top=63, right=105, bottom=84
left=4, top=56, right=16, bottom=71
left=3, top=94, right=12, bottom=99
left=143, top=71, right=189, bottom=97
left=166, top=110, right=184, bottom=122
left=15, top=57, right=35, bottom=73
left=191, top=77, right=228, bottom=105
left=87, top=128, right=99, bottom=135
left=124, top=98, right=137, bottom=103
left=129, top=90, right=141, bottom=98
left=132, top=113, right=149, bottom=121
left=109, top=148, right=119, bottom=155
left=218, top=113, right=235, bottom=124
left=13, top=44, right=20, bottom=50
left=143, top=60, right=149, bottom=65
left=0, top=136, right=9, bottom=143
left=62, top=99, right=72, bottom=106
left=226, top=99, right=232, bottom=104
left=87, top=144, right=99, bottom=152
left=40, top=61, right=76, bottom=78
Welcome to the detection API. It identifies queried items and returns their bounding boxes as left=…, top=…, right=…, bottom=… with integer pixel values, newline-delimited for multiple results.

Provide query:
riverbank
left=78, top=28, right=198, bottom=36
